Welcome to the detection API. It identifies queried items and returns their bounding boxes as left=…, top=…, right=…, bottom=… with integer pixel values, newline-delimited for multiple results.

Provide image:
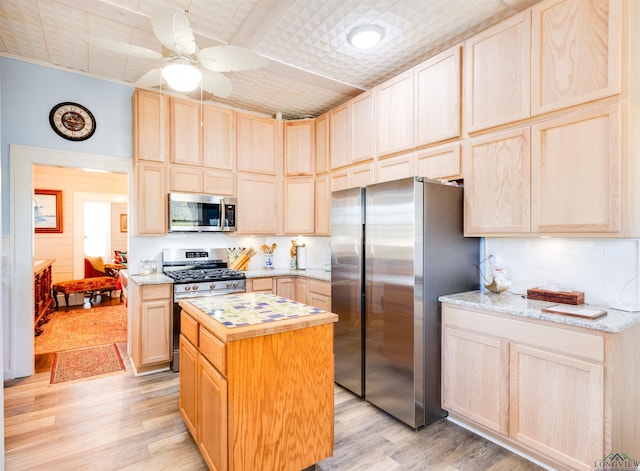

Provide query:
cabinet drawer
left=181, top=312, right=198, bottom=346
left=142, top=283, right=172, bottom=301
left=199, top=327, right=226, bottom=375
left=251, top=277, right=273, bottom=291
left=309, top=279, right=330, bottom=296
left=442, top=304, right=604, bottom=363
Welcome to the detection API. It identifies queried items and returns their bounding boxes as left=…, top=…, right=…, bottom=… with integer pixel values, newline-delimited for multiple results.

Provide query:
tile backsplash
left=485, top=238, right=640, bottom=307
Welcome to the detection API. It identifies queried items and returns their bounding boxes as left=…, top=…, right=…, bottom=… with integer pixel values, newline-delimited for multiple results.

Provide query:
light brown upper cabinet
left=133, top=89, right=168, bottom=163
left=531, top=0, right=621, bottom=116
left=376, top=69, right=414, bottom=157
left=350, top=91, right=375, bottom=163
left=135, top=162, right=167, bottom=235
left=530, top=103, right=621, bottom=234
left=414, top=45, right=461, bottom=147
left=315, top=173, right=330, bottom=235
left=202, top=104, right=235, bottom=171
left=415, top=143, right=462, bottom=181
left=284, top=119, right=315, bottom=176
left=236, top=112, right=277, bottom=175
left=464, top=11, right=531, bottom=133
left=283, top=177, right=315, bottom=234
left=464, top=127, right=531, bottom=235
left=236, top=173, right=279, bottom=234
left=330, top=102, right=350, bottom=170
left=170, top=96, right=201, bottom=166
left=315, top=113, right=330, bottom=174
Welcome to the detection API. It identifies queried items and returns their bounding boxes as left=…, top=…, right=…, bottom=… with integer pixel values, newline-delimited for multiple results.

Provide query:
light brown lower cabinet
left=308, top=279, right=331, bottom=311
left=442, top=303, right=640, bottom=471
left=129, top=280, right=172, bottom=375
left=179, top=310, right=334, bottom=471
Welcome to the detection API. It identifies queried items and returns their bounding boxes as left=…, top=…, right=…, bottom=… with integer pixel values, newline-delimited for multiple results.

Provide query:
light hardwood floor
left=4, top=355, right=542, bottom=471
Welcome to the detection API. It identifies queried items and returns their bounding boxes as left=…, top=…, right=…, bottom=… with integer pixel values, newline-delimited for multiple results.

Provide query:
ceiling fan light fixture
left=348, top=25, right=384, bottom=49
left=162, top=59, right=202, bottom=92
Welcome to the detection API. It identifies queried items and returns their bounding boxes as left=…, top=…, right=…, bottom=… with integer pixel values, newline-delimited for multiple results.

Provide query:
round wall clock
left=49, top=102, right=96, bottom=141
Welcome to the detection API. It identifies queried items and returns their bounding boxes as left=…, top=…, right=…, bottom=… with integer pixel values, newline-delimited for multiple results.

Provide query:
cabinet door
left=330, top=170, right=349, bottom=192
left=204, top=170, right=235, bottom=196
left=376, top=69, right=414, bottom=157
left=315, top=113, right=330, bottom=174
left=284, top=119, right=315, bottom=176
left=236, top=173, right=278, bottom=234
left=236, top=113, right=277, bottom=175
left=375, top=153, right=414, bottom=184
left=351, top=91, right=374, bottom=163
left=315, top=174, right=330, bottom=235
left=135, top=162, right=167, bottom=235
left=510, top=344, right=603, bottom=470
left=203, top=104, right=234, bottom=171
left=464, top=11, right=531, bottom=133
left=179, top=334, right=198, bottom=438
left=275, top=277, right=296, bottom=300
left=295, top=278, right=309, bottom=305
left=247, top=277, right=274, bottom=293
left=464, top=127, right=531, bottom=235
left=415, top=143, right=461, bottom=180
left=308, top=292, right=330, bottom=311
left=170, top=166, right=204, bottom=193
left=330, top=103, right=350, bottom=170
left=283, top=177, right=315, bottom=234
left=133, top=89, right=168, bottom=163
left=349, top=162, right=374, bottom=188
left=170, top=97, right=202, bottom=166
left=414, top=45, right=461, bottom=146
left=531, top=0, right=621, bottom=116
left=140, top=298, right=171, bottom=365
left=198, top=355, right=228, bottom=471
left=442, top=327, right=509, bottom=435
left=531, top=103, right=621, bottom=234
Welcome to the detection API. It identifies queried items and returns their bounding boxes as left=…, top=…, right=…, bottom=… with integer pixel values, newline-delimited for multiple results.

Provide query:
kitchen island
left=179, top=292, right=338, bottom=471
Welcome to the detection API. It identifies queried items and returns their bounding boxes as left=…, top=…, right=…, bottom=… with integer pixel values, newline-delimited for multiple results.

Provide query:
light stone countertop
left=129, top=273, right=174, bottom=285
left=128, top=269, right=331, bottom=286
left=244, top=268, right=331, bottom=282
left=439, top=290, right=640, bottom=333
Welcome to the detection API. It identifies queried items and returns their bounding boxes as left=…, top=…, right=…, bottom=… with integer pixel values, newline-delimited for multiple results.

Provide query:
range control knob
left=233, top=281, right=239, bottom=287
left=225, top=282, right=232, bottom=288
left=185, top=286, right=191, bottom=291
left=209, top=283, right=216, bottom=289
left=192, top=285, right=199, bottom=291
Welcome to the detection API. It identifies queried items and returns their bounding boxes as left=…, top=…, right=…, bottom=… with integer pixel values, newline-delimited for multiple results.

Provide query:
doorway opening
left=32, top=165, right=129, bottom=373
left=9, top=144, right=131, bottom=379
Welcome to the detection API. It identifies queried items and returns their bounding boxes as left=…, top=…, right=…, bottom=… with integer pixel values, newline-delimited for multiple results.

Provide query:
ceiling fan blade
left=91, top=36, right=163, bottom=60
left=197, top=45, right=268, bottom=72
left=135, top=68, right=165, bottom=88
left=200, top=70, right=232, bottom=98
left=151, top=7, right=196, bottom=56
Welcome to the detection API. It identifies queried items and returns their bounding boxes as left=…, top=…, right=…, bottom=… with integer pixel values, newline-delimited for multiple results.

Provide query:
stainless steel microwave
left=168, top=192, right=237, bottom=232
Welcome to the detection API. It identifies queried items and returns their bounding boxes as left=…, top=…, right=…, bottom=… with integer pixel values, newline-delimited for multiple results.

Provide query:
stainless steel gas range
left=162, top=248, right=246, bottom=372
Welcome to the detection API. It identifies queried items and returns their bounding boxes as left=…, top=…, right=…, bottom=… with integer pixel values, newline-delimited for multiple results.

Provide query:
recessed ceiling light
left=348, top=25, right=384, bottom=49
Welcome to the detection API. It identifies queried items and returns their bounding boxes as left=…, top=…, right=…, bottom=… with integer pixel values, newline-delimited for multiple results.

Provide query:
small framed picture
left=34, top=189, right=63, bottom=233
left=120, top=214, right=128, bottom=233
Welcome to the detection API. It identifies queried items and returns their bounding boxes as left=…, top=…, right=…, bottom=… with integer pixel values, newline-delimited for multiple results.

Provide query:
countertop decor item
left=49, top=102, right=96, bottom=141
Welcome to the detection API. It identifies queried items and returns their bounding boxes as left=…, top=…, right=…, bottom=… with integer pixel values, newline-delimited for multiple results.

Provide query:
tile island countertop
left=179, top=292, right=338, bottom=342
left=439, top=290, right=640, bottom=333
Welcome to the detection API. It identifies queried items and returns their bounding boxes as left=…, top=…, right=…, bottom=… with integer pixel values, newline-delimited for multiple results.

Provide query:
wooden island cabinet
left=179, top=293, right=337, bottom=471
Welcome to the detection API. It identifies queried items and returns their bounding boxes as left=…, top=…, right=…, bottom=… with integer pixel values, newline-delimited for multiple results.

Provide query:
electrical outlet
left=489, top=252, right=503, bottom=267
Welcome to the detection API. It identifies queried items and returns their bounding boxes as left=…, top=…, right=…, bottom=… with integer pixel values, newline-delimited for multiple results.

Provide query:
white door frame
left=9, top=144, right=131, bottom=379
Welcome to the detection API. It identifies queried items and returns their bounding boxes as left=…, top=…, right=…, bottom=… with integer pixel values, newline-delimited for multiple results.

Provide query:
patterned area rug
left=35, top=303, right=127, bottom=355
left=50, top=343, right=125, bottom=384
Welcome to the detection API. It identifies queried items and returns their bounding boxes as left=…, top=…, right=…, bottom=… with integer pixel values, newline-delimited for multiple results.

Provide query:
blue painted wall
left=0, top=57, right=134, bottom=233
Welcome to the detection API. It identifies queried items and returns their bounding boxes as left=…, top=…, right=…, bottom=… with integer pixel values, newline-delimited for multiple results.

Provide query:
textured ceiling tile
left=0, top=0, right=49, bottom=61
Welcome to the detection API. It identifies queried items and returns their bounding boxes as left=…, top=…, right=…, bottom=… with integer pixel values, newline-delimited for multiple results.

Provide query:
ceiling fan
left=133, top=7, right=268, bottom=98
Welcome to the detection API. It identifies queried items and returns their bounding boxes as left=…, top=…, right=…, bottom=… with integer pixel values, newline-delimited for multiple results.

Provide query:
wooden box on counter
left=526, top=288, right=584, bottom=305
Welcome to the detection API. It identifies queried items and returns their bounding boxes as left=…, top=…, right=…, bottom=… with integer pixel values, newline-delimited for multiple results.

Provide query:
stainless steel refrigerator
left=331, top=177, right=479, bottom=429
